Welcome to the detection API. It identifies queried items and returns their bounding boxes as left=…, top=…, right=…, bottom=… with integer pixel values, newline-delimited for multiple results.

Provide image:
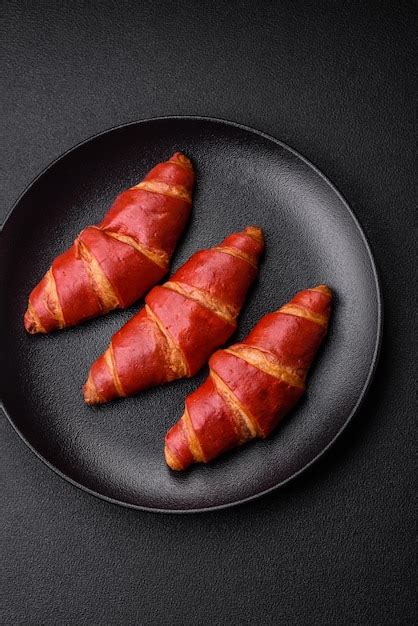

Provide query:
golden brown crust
left=210, top=369, right=258, bottom=439
left=214, top=246, right=258, bottom=268
left=278, top=303, right=328, bottom=327
left=243, top=226, right=264, bottom=243
left=27, top=270, right=65, bottom=333
left=145, top=305, right=190, bottom=377
left=26, top=301, right=46, bottom=334
left=83, top=372, right=103, bottom=405
left=46, top=269, right=65, bottom=328
left=225, top=345, right=305, bottom=388
left=181, top=408, right=205, bottom=462
left=170, top=153, right=193, bottom=170
left=308, top=284, right=332, bottom=296
left=162, top=281, right=237, bottom=324
left=105, top=344, right=126, bottom=398
left=76, top=238, right=120, bottom=312
left=132, top=180, right=192, bottom=203
left=98, top=228, right=169, bottom=269
left=164, top=444, right=185, bottom=471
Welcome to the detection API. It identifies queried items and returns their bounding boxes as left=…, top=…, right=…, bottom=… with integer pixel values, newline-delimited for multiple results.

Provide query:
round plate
left=0, top=117, right=382, bottom=512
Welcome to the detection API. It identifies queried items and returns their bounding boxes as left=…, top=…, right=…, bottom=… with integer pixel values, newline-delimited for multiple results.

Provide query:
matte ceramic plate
left=0, top=117, right=382, bottom=512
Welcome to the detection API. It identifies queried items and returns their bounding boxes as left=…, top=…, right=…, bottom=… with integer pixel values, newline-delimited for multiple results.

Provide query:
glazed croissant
left=84, top=226, right=264, bottom=404
left=164, top=284, right=332, bottom=470
left=24, top=152, right=195, bottom=334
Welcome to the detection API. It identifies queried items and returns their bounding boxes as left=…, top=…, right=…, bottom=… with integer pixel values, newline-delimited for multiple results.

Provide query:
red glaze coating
left=83, top=227, right=264, bottom=404
left=77, top=227, right=164, bottom=308
left=243, top=312, right=326, bottom=370
left=209, top=351, right=304, bottom=438
left=186, top=377, right=240, bottom=460
left=89, top=308, right=177, bottom=400
left=171, top=248, right=257, bottom=313
left=165, top=421, right=196, bottom=471
left=24, top=152, right=195, bottom=333
left=164, top=285, right=332, bottom=470
left=51, top=243, right=103, bottom=328
left=146, top=287, right=234, bottom=375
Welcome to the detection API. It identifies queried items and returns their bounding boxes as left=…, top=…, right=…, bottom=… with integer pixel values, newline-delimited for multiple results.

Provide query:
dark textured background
left=0, top=1, right=416, bottom=624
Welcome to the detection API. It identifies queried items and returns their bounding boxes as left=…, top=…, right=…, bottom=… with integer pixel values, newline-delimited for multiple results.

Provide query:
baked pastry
left=164, top=285, right=332, bottom=470
left=24, top=152, right=194, bottom=333
left=84, top=226, right=264, bottom=404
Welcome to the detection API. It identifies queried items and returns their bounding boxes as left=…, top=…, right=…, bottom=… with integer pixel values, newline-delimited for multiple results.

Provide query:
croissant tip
left=164, top=444, right=184, bottom=471
left=24, top=308, right=41, bottom=334
left=83, top=378, right=101, bottom=405
left=243, top=226, right=264, bottom=243
left=311, top=284, right=332, bottom=297
left=170, top=152, right=193, bottom=169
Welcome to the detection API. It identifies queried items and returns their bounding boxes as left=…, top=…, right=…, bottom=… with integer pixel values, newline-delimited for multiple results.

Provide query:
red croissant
left=24, top=152, right=195, bottom=334
left=83, top=226, right=264, bottom=404
left=164, top=284, right=332, bottom=470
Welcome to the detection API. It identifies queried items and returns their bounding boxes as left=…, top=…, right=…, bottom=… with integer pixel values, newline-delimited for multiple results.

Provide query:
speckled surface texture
left=1, top=0, right=415, bottom=623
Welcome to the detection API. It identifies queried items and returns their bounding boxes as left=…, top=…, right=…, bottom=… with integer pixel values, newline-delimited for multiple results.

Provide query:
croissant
left=164, top=284, right=332, bottom=470
left=24, top=152, right=195, bottom=334
left=84, top=226, right=264, bottom=404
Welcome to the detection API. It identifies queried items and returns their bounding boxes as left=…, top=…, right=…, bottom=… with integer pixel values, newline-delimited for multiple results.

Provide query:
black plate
left=0, top=117, right=382, bottom=512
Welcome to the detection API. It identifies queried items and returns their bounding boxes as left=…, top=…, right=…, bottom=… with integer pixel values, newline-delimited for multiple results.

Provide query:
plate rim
left=0, top=115, right=383, bottom=513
